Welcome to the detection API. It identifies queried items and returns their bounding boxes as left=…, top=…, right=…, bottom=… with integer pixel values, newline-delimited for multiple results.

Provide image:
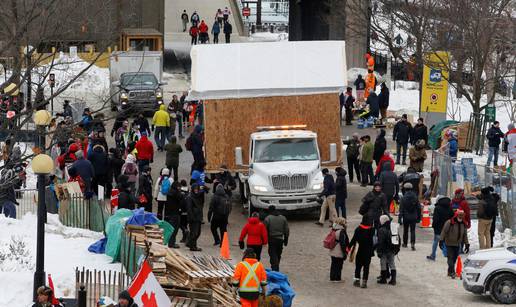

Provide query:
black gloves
left=283, top=238, right=288, bottom=247
left=239, top=241, right=245, bottom=250
left=464, top=244, right=470, bottom=254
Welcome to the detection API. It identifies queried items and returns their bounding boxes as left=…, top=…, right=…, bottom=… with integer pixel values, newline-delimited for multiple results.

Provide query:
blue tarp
left=266, top=269, right=295, bottom=307
left=126, top=208, right=160, bottom=226
left=88, top=237, right=107, bottom=254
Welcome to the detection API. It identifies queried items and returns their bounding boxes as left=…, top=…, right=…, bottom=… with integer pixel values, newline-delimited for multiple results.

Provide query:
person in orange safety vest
left=232, top=248, right=268, bottom=307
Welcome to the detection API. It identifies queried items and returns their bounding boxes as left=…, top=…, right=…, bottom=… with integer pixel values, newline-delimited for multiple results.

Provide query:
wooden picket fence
left=75, top=267, right=131, bottom=307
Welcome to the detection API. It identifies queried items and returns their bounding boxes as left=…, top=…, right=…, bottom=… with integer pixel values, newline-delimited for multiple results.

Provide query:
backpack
left=124, top=163, right=138, bottom=182
left=160, top=177, right=171, bottom=195
left=323, top=229, right=338, bottom=249
left=484, top=199, right=498, bottom=219
left=219, top=197, right=232, bottom=216
left=185, top=136, right=193, bottom=151
left=390, top=222, right=401, bottom=255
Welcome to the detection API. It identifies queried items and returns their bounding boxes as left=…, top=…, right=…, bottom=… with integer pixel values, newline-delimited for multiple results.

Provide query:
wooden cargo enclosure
left=203, top=93, right=342, bottom=172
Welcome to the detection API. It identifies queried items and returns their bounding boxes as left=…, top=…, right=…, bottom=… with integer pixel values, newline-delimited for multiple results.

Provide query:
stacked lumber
left=126, top=225, right=167, bottom=282
left=163, top=245, right=239, bottom=306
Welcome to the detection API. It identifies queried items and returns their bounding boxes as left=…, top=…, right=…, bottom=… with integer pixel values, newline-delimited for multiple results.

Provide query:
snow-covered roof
left=189, top=41, right=347, bottom=100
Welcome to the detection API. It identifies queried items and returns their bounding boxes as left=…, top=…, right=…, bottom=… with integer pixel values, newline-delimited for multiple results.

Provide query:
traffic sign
left=485, top=105, right=496, bottom=122
left=242, top=7, right=251, bottom=16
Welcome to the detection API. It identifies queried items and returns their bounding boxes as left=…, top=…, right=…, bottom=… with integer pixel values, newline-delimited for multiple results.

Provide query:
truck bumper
left=251, top=194, right=320, bottom=210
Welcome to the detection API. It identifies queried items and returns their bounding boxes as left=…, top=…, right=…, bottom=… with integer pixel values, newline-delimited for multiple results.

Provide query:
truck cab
left=236, top=126, right=337, bottom=212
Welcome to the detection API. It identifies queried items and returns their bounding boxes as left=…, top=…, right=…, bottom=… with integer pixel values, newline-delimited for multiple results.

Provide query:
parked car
left=463, top=246, right=516, bottom=304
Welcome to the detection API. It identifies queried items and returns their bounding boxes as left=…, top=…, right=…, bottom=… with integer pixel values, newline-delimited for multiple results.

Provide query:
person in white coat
left=154, top=168, right=173, bottom=219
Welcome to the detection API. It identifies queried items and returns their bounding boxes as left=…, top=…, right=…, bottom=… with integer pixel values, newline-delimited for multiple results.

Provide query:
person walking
left=190, top=10, right=200, bottom=26
left=412, top=118, right=428, bottom=146
left=344, top=87, right=355, bottom=125
left=215, top=8, right=224, bottom=26
left=359, top=182, right=387, bottom=228
left=365, top=89, right=379, bottom=118
left=165, top=182, right=185, bottom=248
left=486, top=121, right=504, bottom=168
left=328, top=217, right=349, bottom=282
left=377, top=215, right=397, bottom=285
left=393, top=114, right=412, bottom=165
left=399, top=182, right=420, bottom=250
left=373, top=129, right=387, bottom=166
left=164, top=136, right=182, bottom=182
left=179, top=180, right=190, bottom=243
left=408, top=139, right=427, bottom=172
left=167, top=95, right=180, bottom=138
left=189, top=24, right=199, bottom=45
left=378, top=161, right=399, bottom=213
left=477, top=187, right=498, bottom=249
left=350, top=216, right=375, bottom=288
left=441, top=210, right=470, bottom=279
left=181, top=10, right=189, bottom=32
left=208, top=184, right=232, bottom=246
left=359, top=135, right=375, bottom=187
left=134, top=113, right=151, bottom=137
left=186, top=183, right=204, bottom=251
left=223, top=21, right=232, bottom=43
left=188, top=125, right=205, bottom=172
left=231, top=248, right=267, bottom=307
left=239, top=212, right=268, bottom=260
left=378, top=83, right=390, bottom=121
left=450, top=188, right=471, bottom=229
left=264, top=205, right=289, bottom=271
left=335, top=167, right=348, bottom=218
left=154, top=168, right=173, bottom=219
left=121, top=154, right=139, bottom=194
left=345, top=133, right=361, bottom=183
left=198, top=20, right=209, bottom=44
left=88, top=144, right=109, bottom=197
left=354, top=74, right=366, bottom=102
left=137, top=165, right=153, bottom=212
left=315, top=168, right=337, bottom=226
left=427, top=196, right=453, bottom=261
left=211, top=20, right=221, bottom=44
left=152, top=104, right=170, bottom=151
left=223, top=6, right=231, bottom=22
left=135, top=132, right=154, bottom=172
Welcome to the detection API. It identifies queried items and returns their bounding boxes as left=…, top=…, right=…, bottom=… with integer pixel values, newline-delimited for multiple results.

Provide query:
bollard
left=78, top=285, right=86, bottom=307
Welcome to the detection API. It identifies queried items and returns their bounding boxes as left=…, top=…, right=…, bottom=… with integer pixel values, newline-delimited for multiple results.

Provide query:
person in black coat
left=137, top=165, right=153, bottom=212
left=486, top=121, right=504, bottom=167
left=134, top=114, right=152, bottom=136
left=378, top=83, right=390, bottom=120
left=208, top=184, right=231, bottom=246
left=399, top=167, right=421, bottom=196
left=223, top=21, right=232, bottom=43
left=393, top=114, right=412, bottom=165
left=411, top=118, right=428, bottom=146
left=117, top=175, right=137, bottom=210
left=366, top=90, right=380, bottom=118
left=427, top=196, right=453, bottom=260
left=334, top=167, right=348, bottom=218
left=378, top=161, right=399, bottom=213
left=186, top=183, right=204, bottom=251
left=350, top=216, right=375, bottom=288
left=399, top=182, right=421, bottom=250
left=373, top=129, right=387, bottom=165
left=359, top=182, right=387, bottom=228
left=343, top=87, right=355, bottom=125
left=109, top=148, right=125, bottom=184
left=166, top=182, right=185, bottom=248
left=316, top=168, right=337, bottom=226
left=88, top=144, right=109, bottom=197
left=377, top=215, right=397, bottom=285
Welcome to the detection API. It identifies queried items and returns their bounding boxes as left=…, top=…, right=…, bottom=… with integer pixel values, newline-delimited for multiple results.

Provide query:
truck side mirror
left=329, top=143, right=337, bottom=162
left=235, top=147, right=244, bottom=166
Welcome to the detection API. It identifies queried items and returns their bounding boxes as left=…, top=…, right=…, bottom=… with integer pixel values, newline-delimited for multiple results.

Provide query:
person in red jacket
left=450, top=188, right=471, bottom=229
left=239, top=212, right=268, bottom=260
left=189, top=25, right=198, bottom=45
left=135, top=132, right=154, bottom=172
left=57, top=143, right=80, bottom=171
left=375, top=150, right=395, bottom=176
left=198, top=20, right=209, bottom=44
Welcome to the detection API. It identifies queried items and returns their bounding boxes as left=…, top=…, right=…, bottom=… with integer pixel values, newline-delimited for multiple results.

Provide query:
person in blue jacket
left=448, top=131, right=458, bottom=160
left=211, top=20, right=221, bottom=44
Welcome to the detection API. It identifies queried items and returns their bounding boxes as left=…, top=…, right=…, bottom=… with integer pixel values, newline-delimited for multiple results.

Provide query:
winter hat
left=126, top=154, right=136, bottom=163
left=379, top=215, right=390, bottom=226
left=118, top=290, right=134, bottom=305
left=373, top=181, right=382, bottom=188
left=454, top=188, right=464, bottom=195
left=161, top=168, right=170, bottom=176
left=75, top=150, right=84, bottom=159
left=481, top=186, right=494, bottom=194
left=403, top=182, right=413, bottom=190
left=69, top=143, right=79, bottom=153
left=402, top=114, right=408, bottom=119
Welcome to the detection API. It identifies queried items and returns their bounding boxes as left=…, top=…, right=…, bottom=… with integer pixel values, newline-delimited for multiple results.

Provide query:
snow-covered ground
left=0, top=214, right=119, bottom=307
left=248, top=32, right=288, bottom=42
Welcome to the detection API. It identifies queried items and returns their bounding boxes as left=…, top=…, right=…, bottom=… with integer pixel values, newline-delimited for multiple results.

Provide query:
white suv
left=463, top=247, right=516, bottom=304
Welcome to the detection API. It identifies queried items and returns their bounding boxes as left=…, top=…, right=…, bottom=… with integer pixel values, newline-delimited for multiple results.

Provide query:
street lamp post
left=34, top=109, right=51, bottom=153
left=31, top=153, right=54, bottom=302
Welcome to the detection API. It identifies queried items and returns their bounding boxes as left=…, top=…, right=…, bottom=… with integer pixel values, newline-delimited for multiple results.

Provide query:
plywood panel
left=204, top=93, right=342, bottom=172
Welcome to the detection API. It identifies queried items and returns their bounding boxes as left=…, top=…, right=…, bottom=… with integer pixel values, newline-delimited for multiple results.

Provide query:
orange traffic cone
left=420, top=201, right=431, bottom=228
left=456, top=255, right=463, bottom=278
left=220, top=232, right=231, bottom=260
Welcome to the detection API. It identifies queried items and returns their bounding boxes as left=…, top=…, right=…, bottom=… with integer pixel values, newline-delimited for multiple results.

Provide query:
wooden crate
left=203, top=93, right=342, bottom=172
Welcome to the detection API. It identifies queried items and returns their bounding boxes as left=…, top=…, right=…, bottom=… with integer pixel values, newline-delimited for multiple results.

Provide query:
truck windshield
left=254, top=138, right=319, bottom=162
left=121, top=74, right=157, bottom=86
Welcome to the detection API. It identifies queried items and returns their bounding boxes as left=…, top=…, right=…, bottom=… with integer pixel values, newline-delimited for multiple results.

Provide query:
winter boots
left=353, top=278, right=360, bottom=287
left=377, top=270, right=388, bottom=284
left=388, top=270, right=397, bottom=285
left=360, top=280, right=368, bottom=288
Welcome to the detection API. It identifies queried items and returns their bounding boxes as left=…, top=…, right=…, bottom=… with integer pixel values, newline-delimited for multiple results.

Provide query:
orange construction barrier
left=420, top=201, right=431, bottom=228
left=456, top=255, right=463, bottom=278
left=220, top=232, right=231, bottom=260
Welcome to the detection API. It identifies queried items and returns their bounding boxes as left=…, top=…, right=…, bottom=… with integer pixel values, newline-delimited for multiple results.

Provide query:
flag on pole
left=47, top=274, right=60, bottom=305
left=128, top=261, right=171, bottom=307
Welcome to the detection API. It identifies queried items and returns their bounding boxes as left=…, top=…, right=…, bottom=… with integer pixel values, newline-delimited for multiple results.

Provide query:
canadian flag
left=128, top=261, right=171, bottom=307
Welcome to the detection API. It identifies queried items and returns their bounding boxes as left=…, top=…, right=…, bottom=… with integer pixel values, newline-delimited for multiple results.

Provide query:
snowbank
left=468, top=219, right=508, bottom=252
left=0, top=214, right=119, bottom=306
left=248, top=32, right=288, bottom=42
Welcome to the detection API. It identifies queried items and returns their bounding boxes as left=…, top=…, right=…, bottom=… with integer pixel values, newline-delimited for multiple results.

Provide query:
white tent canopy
left=189, top=41, right=347, bottom=100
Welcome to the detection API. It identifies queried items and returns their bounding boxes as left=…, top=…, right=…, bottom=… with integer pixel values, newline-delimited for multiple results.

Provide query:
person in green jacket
left=360, top=135, right=375, bottom=187
left=164, top=136, right=183, bottom=182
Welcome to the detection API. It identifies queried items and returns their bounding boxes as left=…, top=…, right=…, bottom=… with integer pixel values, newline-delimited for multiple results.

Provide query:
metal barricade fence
left=15, top=189, right=38, bottom=218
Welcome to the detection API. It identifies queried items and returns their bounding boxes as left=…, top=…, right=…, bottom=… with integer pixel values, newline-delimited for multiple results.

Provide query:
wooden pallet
left=171, top=296, right=197, bottom=307
left=185, top=270, right=232, bottom=283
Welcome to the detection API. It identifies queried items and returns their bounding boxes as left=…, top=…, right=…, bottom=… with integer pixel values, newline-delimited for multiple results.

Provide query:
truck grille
left=129, top=91, right=154, bottom=99
left=270, top=174, right=308, bottom=191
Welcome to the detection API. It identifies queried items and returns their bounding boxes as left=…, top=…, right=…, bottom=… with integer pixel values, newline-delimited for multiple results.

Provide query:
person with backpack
left=190, top=10, right=200, bottom=26
left=154, top=168, right=173, bottom=219
left=239, top=212, right=268, bottom=260
left=398, top=167, right=421, bottom=196
left=450, top=188, right=471, bottom=228
left=344, top=133, right=361, bottom=183
left=477, top=186, right=498, bottom=249
left=349, top=216, right=375, bottom=288
left=137, top=165, right=153, bottom=212
left=165, top=182, right=185, bottom=248
left=359, top=182, right=387, bottom=228
left=164, top=136, right=182, bottom=182
left=208, top=184, right=232, bottom=246
left=326, top=217, right=349, bottom=282
left=440, top=210, right=470, bottom=279
left=181, top=10, right=189, bottom=32
left=315, top=168, right=337, bottom=226
left=186, top=183, right=204, bottom=251
left=335, top=167, right=348, bottom=218
left=121, top=154, right=139, bottom=194
left=398, top=182, right=420, bottom=251
left=378, top=161, right=399, bottom=213
left=377, top=215, right=398, bottom=285
left=264, top=205, right=289, bottom=272
left=427, top=196, right=453, bottom=261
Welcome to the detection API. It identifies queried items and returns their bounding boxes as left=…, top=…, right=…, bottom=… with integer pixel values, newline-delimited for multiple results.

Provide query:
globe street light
left=33, top=110, right=51, bottom=153
left=31, top=153, right=54, bottom=302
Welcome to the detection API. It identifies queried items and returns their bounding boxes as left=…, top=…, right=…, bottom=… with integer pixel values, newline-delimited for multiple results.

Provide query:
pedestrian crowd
left=181, top=7, right=233, bottom=45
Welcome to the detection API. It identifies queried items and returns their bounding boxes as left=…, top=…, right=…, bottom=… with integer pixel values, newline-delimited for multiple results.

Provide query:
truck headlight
left=465, top=260, right=488, bottom=269
left=252, top=185, right=269, bottom=192
left=312, top=183, right=322, bottom=190
left=156, top=89, right=163, bottom=99
left=120, top=92, right=128, bottom=100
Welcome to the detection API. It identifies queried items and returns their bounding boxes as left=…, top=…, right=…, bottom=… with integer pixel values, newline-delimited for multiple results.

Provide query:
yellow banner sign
left=421, top=52, right=449, bottom=113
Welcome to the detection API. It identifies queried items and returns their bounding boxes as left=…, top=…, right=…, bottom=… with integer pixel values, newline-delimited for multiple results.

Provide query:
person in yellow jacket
left=232, top=248, right=268, bottom=307
left=152, top=104, right=170, bottom=151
